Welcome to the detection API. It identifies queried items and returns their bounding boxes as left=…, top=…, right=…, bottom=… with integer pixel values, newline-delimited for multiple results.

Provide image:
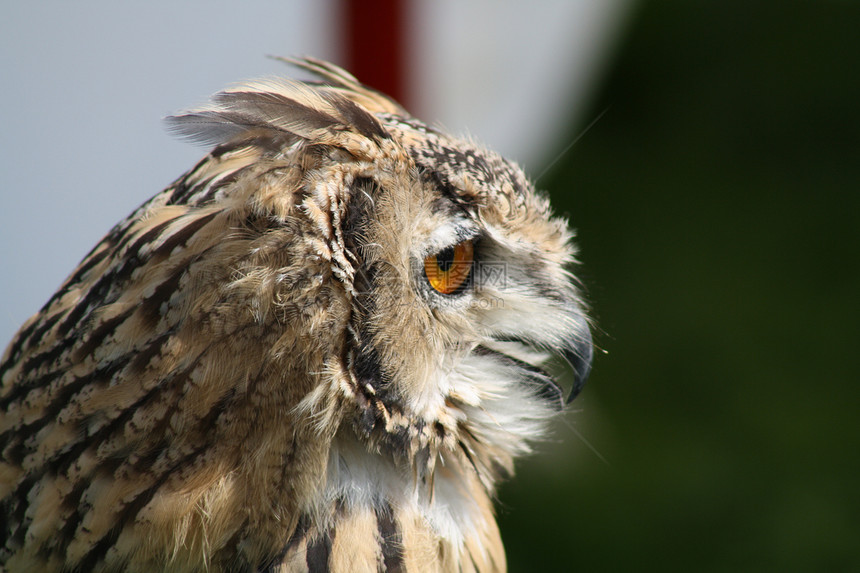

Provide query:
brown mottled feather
left=0, top=58, right=592, bottom=571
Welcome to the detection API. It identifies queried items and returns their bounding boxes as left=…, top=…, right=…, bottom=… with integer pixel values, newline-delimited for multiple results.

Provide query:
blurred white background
left=0, top=0, right=630, bottom=345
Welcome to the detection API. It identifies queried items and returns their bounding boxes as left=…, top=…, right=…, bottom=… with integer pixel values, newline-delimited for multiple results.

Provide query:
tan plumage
left=0, top=58, right=592, bottom=572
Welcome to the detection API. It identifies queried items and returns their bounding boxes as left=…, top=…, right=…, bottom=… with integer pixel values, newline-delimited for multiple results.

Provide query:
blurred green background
left=498, top=1, right=860, bottom=571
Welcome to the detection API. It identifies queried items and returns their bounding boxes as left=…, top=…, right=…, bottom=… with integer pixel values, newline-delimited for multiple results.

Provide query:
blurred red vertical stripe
left=342, top=0, right=408, bottom=108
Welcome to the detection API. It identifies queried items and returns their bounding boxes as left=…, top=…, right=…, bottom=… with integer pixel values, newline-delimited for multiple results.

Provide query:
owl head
left=1, top=58, right=592, bottom=571
left=168, top=55, right=592, bottom=472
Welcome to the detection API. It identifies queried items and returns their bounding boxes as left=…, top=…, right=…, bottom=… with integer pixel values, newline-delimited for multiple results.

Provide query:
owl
left=0, top=58, right=592, bottom=572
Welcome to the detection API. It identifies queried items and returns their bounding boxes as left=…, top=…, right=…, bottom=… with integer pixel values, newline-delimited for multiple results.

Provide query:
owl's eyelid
left=438, top=231, right=479, bottom=256
left=419, top=222, right=480, bottom=258
left=452, top=226, right=480, bottom=246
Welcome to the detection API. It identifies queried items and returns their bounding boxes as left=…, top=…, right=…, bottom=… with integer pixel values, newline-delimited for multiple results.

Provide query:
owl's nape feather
left=0, top=58, right=592, bottom=572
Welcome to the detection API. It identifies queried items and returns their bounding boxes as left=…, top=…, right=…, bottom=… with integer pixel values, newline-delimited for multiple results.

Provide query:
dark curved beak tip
left=564, top=326, right=593, bottom=404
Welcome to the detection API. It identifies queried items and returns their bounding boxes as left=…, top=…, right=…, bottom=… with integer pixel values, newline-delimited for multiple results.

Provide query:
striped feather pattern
left=0, top=58, right=592, bottom=571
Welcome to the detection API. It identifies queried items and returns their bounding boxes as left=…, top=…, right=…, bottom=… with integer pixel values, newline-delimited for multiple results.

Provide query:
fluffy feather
left=0, top=58, right=591, bottom=572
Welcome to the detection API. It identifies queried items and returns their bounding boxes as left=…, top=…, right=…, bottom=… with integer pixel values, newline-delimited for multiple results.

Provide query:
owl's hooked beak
left=487, top=313, right=592, bottom=408
left=563, top=319, right=593, bottom=404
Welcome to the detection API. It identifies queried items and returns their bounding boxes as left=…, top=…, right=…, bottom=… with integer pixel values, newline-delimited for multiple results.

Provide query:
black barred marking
left=0, top=335, right=125, bottom=414
left=19, top=217, right=179, bottom=365
left=165, top=156, right=211, bottom=205
left=13, top=311, right=64, bottom=363
left=1, top=361, right=57, bottom=410
left=150, top=211, right=219, bottom=260
left=259, top=514, right=311, bottom=571
left=184, top=168, right=248, bottom=207
left=376, top=503, right=404, bottom=573
left=112, top=215, right=175, bottom=261
left=165, top=177, right=192, bottom=207
left=2, top=330, right=181, bottom=512
left=135, top=269, right=185, bottom=332
left=1, top=211, right=216, bottom=409
left=0, top=321, right=164, bottom=414
left=2, top=345, right=235, bottom=560
left=2, top=477, right=28, bottom=550
left=0, top=499, right=14, bottom=555
left=71, top=305, right=137, bottom=364
left=305, top=529, right=333, bottom=573
left=281, top=514, right=311, bottom=562
left=49, top=218, right=175, bottom=342
left=55, top=481, right=88, bottom=551
left=35, top=243, right=112, bottom=321
left=0, top=318, right=41, bottom=381
left=128, top=333, right=176, bottom=376
left=30, top=228, right=120, bottom=327
left=66, top=235, right=118, bottom=287
left=69, top=516, right=122, bottom=573
left=73, top=442, right=210, bottom=571
left=40, top=369, right=231, bottom=564
left=0, top=434, right=26, bottom=466
left=7, top=337, right=72, bottom=398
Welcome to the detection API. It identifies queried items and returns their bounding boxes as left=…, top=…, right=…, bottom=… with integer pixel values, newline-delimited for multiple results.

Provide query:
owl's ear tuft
left=165, top=64, right=391, bottom=153
left=273, top=55, right=408, bottom=116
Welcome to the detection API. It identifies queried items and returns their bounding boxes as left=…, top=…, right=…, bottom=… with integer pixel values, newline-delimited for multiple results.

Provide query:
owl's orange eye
left=424, top=240, right=474, bottom=295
